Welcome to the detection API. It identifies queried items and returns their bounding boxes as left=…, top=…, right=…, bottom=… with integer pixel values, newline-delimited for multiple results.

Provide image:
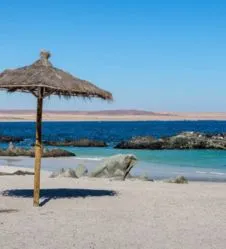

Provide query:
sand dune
left=0, top=110, right=226, bottom=121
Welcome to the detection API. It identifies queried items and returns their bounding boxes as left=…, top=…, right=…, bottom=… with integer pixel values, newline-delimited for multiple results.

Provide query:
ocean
left=0, top=121, right=226, bottom=181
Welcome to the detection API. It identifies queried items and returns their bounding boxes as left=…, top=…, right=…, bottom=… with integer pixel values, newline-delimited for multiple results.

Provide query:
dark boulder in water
left=0, top=136, right=24, bottom=143
left=115, top=136, right=164, bottom=149
left=42, top=149, right=75, bottom=157
left=43, top=139, right=107, bottom=147
left=0, top=145, right=75, bottom=157
left=115, top=132, right=226, bottom=150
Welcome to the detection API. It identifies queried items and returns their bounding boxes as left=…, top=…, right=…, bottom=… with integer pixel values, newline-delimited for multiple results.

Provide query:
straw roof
left=0, top=50, right=113, bottom=100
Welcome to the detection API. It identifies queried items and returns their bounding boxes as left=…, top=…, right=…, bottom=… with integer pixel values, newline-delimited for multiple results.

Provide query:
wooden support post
left=33, top=88, right=44, bottom=207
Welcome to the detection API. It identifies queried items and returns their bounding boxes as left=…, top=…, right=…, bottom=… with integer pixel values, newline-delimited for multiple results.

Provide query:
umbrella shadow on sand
left=1, top=188, right=117, bottom=207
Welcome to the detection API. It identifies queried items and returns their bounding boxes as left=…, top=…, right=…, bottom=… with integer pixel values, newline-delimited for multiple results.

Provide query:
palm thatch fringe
left=0, top=51, right=113, bottom=100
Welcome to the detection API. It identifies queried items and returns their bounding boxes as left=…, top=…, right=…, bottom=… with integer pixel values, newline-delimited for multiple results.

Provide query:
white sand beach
left=1, top=166, right=226, bottom=249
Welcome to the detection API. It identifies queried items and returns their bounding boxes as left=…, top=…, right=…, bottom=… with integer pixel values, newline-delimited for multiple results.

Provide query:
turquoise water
left=69, top=147, right=226, bottom=169
left=1, top=148, right=226, bottom=181
left=44, top=146, right=226, bottom=181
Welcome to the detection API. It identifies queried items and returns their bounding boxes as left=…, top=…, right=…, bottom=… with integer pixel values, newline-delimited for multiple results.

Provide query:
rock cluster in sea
left=43, top=139, right=107, bottom=147
left=0, top=144, right=75, bottom=157
left=1, top=132, right=226, bottom=151
left=115, top=132, right=226, bottom=150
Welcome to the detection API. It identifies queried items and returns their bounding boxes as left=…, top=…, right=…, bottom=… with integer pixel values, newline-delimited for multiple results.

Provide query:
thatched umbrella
left=0, top=50, right=113, bottom=206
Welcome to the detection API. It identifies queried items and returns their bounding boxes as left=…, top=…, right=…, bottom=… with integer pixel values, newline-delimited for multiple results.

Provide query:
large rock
left=163, top=132, right=226, bottom=150
left=0, top=146, right=75, bottom=157
left=42, top=149, right=75, bottom=158
left=115, top=132, right=226, bottom=150
left=115, top=136, right=163, bottom=149
left=43, top=139, right=107, bottom=147
left=90, top=154, right=137, bottom=180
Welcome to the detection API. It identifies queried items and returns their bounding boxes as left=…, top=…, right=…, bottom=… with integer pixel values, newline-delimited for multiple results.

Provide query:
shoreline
left=1, top=156, right=226, bottom=183
left=0, top=165, right=226, bottom=183
left=1, top=118, right=226, bottom=122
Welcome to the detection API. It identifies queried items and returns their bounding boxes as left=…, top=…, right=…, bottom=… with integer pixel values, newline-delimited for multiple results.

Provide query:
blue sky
left=0, top=0, right=226, bottom=112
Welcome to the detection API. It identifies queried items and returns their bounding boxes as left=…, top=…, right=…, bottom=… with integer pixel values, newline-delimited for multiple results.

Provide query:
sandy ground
left=1, top=111, right=226, bottom=121
left=1, top=166, right=226, bottom=249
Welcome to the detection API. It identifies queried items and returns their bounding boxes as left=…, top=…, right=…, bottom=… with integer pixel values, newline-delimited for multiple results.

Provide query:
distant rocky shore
left=115, top=132, right=226, bottom=150
left=43, top=139, right=107, bottom=147
left=0, top=136, right=24, bottom=143
left=1, top=132, right=226, bottom=151
left=0, top=143, right=75, bottom=157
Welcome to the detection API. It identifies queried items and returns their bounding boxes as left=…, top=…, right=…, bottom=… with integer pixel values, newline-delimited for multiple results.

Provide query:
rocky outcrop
left=74, top=164, right=88, bottom=178
left=0, top=145, right=75, bottom=157
left=115, top=132, right=226, bottom=150
left=49, top=155, right=137, bottom=180
left=0, top=136, right=24, bottom=143
left=43, top=139, right=107, bottom=147
left=90, top=154, right=137, bottom=180
left=50, top=165, right=88, bottom=178
left=115, top=136, right=163, bottom=149
left=50, top=168, right=77, bottom=178
left=42, top=149, right=75, bottom=158
left=166, top=176, right=188, bottom=184
left=0, top=170, right=34, bottom=176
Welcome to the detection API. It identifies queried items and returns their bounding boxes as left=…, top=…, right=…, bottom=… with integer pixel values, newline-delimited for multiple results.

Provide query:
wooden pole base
left=33, top=144, right=42, bottom=207
left=33, top=88, right=43, bottom=207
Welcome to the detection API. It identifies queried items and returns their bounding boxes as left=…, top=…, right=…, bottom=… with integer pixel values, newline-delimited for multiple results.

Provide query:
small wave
left=209, top=171, right=226, bottom=176
left=196, top=171, right=207, bottom=174
left=75, top=157, right=104, bottom=161
left=173, top=171, right=186, bottom=175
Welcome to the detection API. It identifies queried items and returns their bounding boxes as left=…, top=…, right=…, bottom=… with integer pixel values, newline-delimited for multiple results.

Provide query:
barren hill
left=0, top=109, right=225, bottom=121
